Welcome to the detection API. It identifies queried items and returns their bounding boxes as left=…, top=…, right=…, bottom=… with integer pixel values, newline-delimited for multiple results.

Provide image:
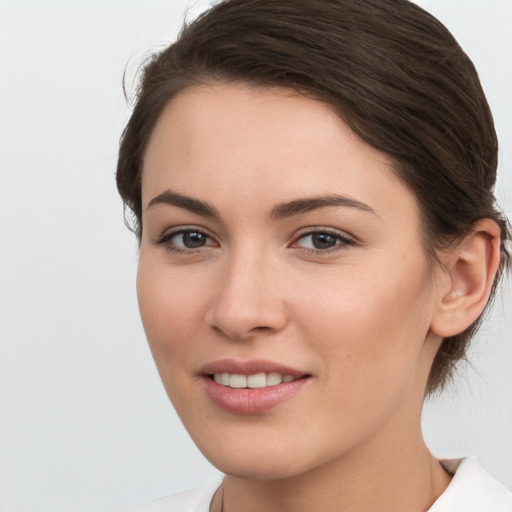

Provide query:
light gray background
left=0, top=1, right=510, bottom=511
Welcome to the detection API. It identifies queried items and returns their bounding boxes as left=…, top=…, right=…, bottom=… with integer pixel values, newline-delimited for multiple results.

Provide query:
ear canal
left=430, top=219, right=502, bottom=338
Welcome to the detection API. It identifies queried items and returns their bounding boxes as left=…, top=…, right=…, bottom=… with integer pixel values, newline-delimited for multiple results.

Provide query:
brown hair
left=117, top=0, right=510, bottom=394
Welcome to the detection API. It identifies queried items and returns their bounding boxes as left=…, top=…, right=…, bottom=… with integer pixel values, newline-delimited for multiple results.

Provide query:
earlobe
left=430, top=219, right=502, bottom=338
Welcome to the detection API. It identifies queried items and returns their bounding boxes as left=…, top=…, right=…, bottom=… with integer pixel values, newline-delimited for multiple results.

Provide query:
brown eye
left=156, top=228, right=217, bottom=253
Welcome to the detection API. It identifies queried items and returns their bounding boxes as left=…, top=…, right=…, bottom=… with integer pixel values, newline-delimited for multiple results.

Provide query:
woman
left=117, top=0, right=511, bottom=510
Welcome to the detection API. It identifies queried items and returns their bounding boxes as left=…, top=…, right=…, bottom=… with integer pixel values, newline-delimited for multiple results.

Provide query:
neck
left=219, top=411, right=451, bottom=512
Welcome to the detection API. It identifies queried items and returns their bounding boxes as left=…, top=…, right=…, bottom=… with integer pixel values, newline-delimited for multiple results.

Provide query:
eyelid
left=290, top=227, right=356, bottom=254
left=154, top=225, right=219, bottom=252
left=292, top=226, right=355, bottom=241
left=152, top=225, right=355, bottom=255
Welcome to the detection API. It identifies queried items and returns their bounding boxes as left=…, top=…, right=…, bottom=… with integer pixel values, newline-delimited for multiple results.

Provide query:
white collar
left=428, top=457, right=512, bottom=511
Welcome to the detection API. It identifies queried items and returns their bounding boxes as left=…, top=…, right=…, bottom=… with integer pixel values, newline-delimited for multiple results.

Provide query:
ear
left=430, top=219, right=502, bottom=338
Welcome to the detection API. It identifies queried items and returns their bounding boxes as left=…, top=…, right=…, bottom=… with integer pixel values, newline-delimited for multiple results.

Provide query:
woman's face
left=138, top=84, right=445, bottom=479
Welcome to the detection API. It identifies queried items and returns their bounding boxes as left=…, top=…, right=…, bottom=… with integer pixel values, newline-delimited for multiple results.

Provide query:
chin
left=188, top=424, right=334, bottom=482
left=206, top=450, right=314, bottom=481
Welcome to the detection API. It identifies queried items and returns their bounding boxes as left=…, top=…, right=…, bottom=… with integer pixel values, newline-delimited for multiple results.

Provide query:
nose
left=206, top=249, right=288, bottom=341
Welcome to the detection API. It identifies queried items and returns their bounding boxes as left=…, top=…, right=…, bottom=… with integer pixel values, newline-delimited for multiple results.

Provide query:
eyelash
left=155, top=227, right=216, bottom=254
left=154, top=227, right=355, bottom=256
left=290, top=228, right=355, bottom=256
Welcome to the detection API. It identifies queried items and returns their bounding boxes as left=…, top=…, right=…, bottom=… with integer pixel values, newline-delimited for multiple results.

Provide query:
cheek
left=136, top=259, right=206, bottom=364
left=291, top=265, right=436, bottom=448
left=299, top=258, right=435, bottom=385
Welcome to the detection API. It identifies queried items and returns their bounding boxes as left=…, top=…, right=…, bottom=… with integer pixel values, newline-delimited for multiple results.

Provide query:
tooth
left=213, top=372, right=296, bottom=388
left=230, top=374, right=247, bottom=388
left=247, top=373, right=267, bottom=388
left=266, top=372, right=282, bottom=386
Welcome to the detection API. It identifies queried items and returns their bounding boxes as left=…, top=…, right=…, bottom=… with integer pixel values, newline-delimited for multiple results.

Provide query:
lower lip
left=202, top=376, right=309, bottom=414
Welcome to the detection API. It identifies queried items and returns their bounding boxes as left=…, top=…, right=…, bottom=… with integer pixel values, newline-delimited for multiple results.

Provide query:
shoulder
left=124, top=480, right=222, bottom=512
left=429, top=457, right=512, bottom=512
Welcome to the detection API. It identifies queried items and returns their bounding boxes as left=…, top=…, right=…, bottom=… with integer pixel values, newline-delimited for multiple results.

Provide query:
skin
left=137, top=83, right=470, bottom=512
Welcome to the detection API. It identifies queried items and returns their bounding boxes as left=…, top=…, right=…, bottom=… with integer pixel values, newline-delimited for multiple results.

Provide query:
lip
left=199, top=359, right=310, bottom=415
left=199, top=358, right=306, bottom=377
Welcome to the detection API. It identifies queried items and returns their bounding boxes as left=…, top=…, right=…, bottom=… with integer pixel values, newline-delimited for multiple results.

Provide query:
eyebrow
left=146, top=189, right=376, bottom=219
left=270, top=195, right=377, bottom=219
left=147, top=190, right=219, bottom=217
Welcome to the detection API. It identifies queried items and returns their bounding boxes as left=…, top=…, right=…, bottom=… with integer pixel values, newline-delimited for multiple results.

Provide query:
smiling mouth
left=202, top=364, right=311, bottom=413
left=210, top=372, right=303, bottom=389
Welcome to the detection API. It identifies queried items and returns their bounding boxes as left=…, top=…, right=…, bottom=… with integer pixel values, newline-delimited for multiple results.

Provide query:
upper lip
left=199, top=359, right=308, bottom=378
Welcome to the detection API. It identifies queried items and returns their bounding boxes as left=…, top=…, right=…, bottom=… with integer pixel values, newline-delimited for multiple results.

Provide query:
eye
left=155, top=228, right=217, bottom=253
left=293, top=229, right=354, bottom=253
left=174, top=231, right=209, bottom=249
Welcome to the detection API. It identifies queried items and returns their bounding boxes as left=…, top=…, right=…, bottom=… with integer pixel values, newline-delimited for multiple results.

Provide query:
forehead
left=141, top=83, right=418, bottom=224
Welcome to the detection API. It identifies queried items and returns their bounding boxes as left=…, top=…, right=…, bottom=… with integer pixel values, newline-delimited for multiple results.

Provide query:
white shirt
left=126, top=458, right=512, bottom=512
left=430, top=458, right=512, bottom=511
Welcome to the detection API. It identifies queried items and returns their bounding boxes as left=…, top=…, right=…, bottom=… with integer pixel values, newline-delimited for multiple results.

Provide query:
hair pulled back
left=117, top=0, right=510, bottom=394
